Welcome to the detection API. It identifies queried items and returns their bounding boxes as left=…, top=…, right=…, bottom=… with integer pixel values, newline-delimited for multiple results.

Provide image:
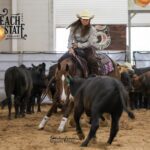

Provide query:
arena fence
left=0, top=50, right=128, bottom=101
left=133, top=51, right=150, bottom=68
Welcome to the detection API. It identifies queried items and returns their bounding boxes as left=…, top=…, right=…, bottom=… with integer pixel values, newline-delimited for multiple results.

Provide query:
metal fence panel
left=0, top=51, right=126, bottom=100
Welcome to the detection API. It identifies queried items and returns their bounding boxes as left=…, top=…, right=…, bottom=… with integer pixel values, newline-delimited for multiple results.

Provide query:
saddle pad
left=97, top=53, right=114, bottom=75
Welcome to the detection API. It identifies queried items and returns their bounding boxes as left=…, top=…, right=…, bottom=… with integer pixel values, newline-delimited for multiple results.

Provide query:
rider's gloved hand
left=72, top=43, right=78, bottom=49
left=68, top=48, right=75, bottom=56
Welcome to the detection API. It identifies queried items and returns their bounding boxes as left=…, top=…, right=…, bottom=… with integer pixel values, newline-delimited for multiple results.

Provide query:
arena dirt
left=0, top=105, right=150, bottom=150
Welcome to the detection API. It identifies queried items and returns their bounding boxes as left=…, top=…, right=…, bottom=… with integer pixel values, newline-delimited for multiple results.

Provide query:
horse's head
left=55, top=62, right=72, bottom=104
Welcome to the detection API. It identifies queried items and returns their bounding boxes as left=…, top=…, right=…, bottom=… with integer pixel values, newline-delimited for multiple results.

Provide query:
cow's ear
left=58, top=63, right=61, bottom=70
left=32, top=64, right=36, bottom=68
left=66, top=64, right=69, bottom=72
left=42, top=62, right=46, bottom=67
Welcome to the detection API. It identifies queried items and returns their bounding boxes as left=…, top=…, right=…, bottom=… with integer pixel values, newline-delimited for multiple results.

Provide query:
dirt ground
left=0, top=105, right=150, bottom=150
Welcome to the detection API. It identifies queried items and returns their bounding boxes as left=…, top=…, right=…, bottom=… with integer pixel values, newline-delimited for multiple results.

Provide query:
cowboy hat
left=76, top=10, right=94, bottom=20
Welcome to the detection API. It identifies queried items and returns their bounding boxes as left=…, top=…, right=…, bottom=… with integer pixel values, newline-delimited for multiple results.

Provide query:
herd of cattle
left=118, top=64, right=150, bottom=110
left=0, top=60, right=150, bottom=147
left=1, top=63, right=47, bottom=119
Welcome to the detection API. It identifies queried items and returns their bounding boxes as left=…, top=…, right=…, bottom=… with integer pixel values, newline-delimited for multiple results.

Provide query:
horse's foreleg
left=38, top=101, right=58, bottom=130
left=57, top=100, right=74, bottom=132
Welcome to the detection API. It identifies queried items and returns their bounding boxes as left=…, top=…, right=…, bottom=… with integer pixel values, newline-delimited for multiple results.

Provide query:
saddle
left=58, top=52, right=88, bottom=77
left=71, top=55, right=88, bottom=77
left=58, top=51, right=114, bottom=77
left=72, top=52, right=114, bottom=76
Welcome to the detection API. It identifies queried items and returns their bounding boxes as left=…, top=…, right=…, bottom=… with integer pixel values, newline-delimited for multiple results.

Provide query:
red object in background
left=0, top=26, right=6, bottom=41
left=134, top=0, right=150, bottom=7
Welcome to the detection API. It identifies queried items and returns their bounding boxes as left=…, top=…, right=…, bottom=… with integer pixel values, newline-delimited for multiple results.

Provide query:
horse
left=38, top=52, right=121, bottom=132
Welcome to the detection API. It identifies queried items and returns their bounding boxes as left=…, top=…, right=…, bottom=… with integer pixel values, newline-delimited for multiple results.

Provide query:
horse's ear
left=66, top=64, right=69, bottom=72
left=58, top=63, right=61, bottom=70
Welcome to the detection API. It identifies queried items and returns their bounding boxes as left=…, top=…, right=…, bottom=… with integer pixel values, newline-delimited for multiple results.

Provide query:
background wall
left=106, top=25, right=126, bottom=50
left=17, top=0, right=52, bottom=51
left=54, top=0, right=128, bottom=27
left=0, top=51, right=126, bottom=100
left=0, top=0, right=54, bottom=52
left=0, top=0, right=12, bottom=51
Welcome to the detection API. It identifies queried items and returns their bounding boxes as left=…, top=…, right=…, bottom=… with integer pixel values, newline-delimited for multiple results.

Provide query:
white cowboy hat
left=76, top=10, right=94, bottom=20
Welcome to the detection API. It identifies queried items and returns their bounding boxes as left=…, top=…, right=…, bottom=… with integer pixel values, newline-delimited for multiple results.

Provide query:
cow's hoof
left=21, top=114, right=25, bottom=118
left=8, top=116, right=11, bottom=120
left=91, top=137, right=97, bottom=144
left=26, top=111, right=31, bottom=114
left=15, top=115, right=18, bottom=119
left=80, top=142, right=87, bottom=147
left=78, top=133, right=85, bottom=140
left=107, top=140, right=112, bottom=145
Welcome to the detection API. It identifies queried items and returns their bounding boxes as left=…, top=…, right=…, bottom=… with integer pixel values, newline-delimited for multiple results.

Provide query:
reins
left=40, top=76, right=55, bottom=102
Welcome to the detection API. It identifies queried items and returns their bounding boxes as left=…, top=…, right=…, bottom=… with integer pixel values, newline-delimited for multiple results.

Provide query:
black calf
left=67, top=76, right=135, bottom=147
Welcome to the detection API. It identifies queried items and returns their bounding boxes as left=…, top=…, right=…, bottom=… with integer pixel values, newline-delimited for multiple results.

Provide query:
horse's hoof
left=78, top=133, right=85, bottom=140
left=57, top=127, right=65, bottom=132
left=38, top=127, right=44, bottom=130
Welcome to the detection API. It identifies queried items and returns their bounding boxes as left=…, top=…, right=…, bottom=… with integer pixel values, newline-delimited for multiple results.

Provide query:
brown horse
left=38, top=53, right=120, bottom=132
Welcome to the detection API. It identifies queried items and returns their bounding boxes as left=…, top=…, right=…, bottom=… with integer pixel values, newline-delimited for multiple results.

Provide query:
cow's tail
left=1, top=95, right=14, bottom=109
left=0, top=98, right=8, bottom=109
left=119, top=87, right=135, bottom=119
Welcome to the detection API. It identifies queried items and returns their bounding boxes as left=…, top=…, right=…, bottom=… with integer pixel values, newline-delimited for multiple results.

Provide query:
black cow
left=66, top=76, right=135, bottom=147
left=47, top=64, right=57, bottom=99
left=26, top=63, right=47, bottom=113
left=132, top=71, right=150, bottom=109
left=3, top=65, right=33, bottom=119
left=129, top=90, right=143, bottom=109
left=132, top=66, right=150, bottom=109
left=120, top=71, right=133, bottom=91
left=133, top=66, right=150, bottom=75
left=1, top=63, right=47, bottom=118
